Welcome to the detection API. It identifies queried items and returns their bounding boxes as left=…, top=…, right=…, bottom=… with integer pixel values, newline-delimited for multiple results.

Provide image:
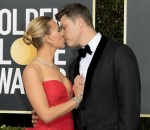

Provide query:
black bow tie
left=78, top=45, right=92, bottom=58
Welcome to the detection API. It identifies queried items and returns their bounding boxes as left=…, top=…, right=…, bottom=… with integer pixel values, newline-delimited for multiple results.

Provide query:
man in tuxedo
left=55, top=3, right=141, bottom=130
left=32, top=3, right=141, bottom=130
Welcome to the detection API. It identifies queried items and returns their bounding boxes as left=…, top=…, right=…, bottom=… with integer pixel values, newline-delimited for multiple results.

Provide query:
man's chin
left=65, top=42, right=78, bottom=48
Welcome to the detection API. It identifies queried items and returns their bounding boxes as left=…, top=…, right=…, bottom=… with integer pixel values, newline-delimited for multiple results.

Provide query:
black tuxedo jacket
left=69, top=36, right=141, bottom=130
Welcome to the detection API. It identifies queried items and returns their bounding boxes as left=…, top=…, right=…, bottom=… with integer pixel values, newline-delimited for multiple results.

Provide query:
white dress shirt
left=79, top=32, right=102, bottom=80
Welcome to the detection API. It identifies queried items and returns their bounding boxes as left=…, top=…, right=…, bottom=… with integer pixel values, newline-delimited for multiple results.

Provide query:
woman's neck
left=36, top=46, right=56, bottom=64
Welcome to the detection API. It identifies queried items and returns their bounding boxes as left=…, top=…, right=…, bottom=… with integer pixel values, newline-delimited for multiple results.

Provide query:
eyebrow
left=61, top=24, right=66, bottom=27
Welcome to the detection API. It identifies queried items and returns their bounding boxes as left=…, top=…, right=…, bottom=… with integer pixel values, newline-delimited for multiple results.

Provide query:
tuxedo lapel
left=73, top=35, right=108, bottom=103
left=74, top=57, right=80, bottom=78
left=82, top=35, right=108, bottom=103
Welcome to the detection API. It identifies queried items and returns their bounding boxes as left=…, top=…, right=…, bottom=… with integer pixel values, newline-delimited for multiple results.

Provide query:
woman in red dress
left=22, top=16, right=84, bottom=130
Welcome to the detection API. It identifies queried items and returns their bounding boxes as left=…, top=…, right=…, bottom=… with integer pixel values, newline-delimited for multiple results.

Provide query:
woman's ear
left=45, top=35, right=52, bottom=44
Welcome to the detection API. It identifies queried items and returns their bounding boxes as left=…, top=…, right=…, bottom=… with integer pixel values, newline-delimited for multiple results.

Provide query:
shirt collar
left=88, top=32, right=102, bottom=54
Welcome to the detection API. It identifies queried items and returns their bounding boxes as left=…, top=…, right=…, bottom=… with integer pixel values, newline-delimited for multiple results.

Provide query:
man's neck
left=79, top=28, right=97, bottom=47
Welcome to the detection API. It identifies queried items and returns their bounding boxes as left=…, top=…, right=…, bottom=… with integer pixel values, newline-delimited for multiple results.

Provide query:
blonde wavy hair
left=23, top=16, right=52, bottom=49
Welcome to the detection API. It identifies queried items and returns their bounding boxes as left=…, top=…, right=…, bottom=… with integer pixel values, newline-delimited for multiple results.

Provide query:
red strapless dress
left=25, top=80, right=74, bottom=130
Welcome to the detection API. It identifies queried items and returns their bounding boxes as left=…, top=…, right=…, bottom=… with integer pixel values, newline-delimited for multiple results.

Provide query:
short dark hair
left=55, top=3, right=94, bottom=28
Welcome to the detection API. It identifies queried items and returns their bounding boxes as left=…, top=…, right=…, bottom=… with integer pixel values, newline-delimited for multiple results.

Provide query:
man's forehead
left=57, top=15, right=71, bottom=26
left=60, top=15, right=70, bottom=23
left=59, top=21, right=66, bottom=27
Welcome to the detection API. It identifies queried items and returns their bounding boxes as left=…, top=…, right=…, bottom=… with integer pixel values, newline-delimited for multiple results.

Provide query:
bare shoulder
left=22, top=62, right=42, bottom=81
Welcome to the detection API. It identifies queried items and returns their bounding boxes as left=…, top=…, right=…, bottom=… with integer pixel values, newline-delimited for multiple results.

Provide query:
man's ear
left=76, top=17, right=83, bottom=28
